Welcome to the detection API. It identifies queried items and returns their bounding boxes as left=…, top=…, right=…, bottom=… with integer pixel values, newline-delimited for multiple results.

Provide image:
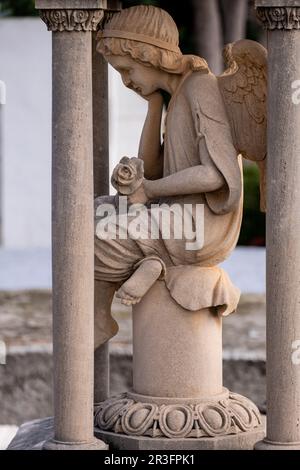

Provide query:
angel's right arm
left=138, top=92, right=164, bottom=180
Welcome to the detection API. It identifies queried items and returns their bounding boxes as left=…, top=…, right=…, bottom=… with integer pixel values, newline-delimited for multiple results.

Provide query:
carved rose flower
left=111, top=157, right=144, bottom=195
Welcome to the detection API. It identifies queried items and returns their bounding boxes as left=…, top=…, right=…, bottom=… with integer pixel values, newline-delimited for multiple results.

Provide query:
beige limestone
left=50, top=27, right=96, bottom=448
left=94, top=342, right=109, bottom=404
left=94, top=279, right=263, bottom=449
left=92, top=31, right=111, bottom=405
left=37, top=0, right=107, bottom=450
left=132, top=281, right=222, bottom=398
left=94, top=429, right=265, bottom=450
left=36, top=0, right=108, bottom=9
left=255, top=0, right=300, bottom=450
left=93, top=34, right=110, bottom=198
left=93, top=5, right=267, bottom=449
left=94, top=5, right=267, bottom=328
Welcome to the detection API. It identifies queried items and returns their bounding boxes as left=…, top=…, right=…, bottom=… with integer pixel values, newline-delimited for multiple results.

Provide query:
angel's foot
left=116, top=259, right=163, bottom=306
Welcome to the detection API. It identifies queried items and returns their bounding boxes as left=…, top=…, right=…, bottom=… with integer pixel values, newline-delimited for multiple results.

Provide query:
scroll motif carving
left=94, top=392, right=262, bottom=439
left=39, top=9, right=104, bottom=32
left=257, top=7, right=300, bottom=30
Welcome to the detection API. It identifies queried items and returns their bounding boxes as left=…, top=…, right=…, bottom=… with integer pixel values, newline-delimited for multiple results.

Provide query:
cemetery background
left=0, top=0, right=266, bottom=449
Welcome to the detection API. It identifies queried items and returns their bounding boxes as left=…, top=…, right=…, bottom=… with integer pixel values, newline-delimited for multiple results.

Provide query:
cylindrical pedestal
left=133, top=280, right=223, bottom=398
left=95, top=279, right=264, bottom=449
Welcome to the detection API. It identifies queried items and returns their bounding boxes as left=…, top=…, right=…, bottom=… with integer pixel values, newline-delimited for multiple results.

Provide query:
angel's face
left=107, top=55, right=161, bottom=97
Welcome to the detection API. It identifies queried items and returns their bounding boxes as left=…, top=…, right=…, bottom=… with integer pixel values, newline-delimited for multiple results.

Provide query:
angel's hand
left=128, top=181, right=150, bottom=205
left=144, top=91, right=164, bottom=105
left=131, top=87, right=163, bottom=105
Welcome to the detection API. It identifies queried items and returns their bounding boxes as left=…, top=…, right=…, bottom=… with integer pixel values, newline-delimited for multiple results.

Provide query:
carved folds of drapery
left=257, top=6, right=300, bottom=30
left=39, top=9, right=104, bottom=32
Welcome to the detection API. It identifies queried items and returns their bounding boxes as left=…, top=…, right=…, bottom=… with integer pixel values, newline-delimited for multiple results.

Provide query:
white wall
left=0, top=18, right=51, bottom=248
left=0, top=18, right=146, bottom=249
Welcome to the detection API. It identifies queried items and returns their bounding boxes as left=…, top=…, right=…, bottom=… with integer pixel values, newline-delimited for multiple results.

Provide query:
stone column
left=36, top=0, right=108, bottom=450
left=92, top=31, right=110, bottom=405
left=93, top=35, right=110, bottom=198
left=256, top=0, right=300, bottom=450
left=92, top=0, right=122, bottom=405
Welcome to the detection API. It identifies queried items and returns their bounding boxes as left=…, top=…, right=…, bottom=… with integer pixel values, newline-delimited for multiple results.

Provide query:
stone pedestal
left=256, top=0, right=300, bottom=450
left=95, top=280, right=264, bottom=449
left=133, top=281, right=222, bottom=398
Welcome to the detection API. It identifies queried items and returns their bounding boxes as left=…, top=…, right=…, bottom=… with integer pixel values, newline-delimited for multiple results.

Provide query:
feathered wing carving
left=217, top=39, right=267, bottom=211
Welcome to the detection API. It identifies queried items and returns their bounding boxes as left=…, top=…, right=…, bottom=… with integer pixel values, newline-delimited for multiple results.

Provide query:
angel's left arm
left=143, top=163, right=224, bottom=199
left=143, top=128, right=225, bottom=199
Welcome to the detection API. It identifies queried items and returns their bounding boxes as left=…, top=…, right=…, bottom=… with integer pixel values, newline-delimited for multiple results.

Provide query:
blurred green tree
left=239, top=164, right=265, bottom=246
left=0, top=0, right=37, bottom=16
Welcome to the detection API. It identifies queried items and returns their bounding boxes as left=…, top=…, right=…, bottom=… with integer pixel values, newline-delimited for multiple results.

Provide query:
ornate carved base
left=94, top=389, right=265, bottom=450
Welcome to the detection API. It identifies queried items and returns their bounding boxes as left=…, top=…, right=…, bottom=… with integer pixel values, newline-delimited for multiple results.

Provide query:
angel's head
left=96, top=5, right=209, bottom=97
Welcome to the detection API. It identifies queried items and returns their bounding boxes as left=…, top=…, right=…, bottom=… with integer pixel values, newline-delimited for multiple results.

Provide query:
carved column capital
left=39, top=9, right=104, bottom=32
left=256, top=6, right=300, bottom=30
left=36, top=0, right=121, bottom=32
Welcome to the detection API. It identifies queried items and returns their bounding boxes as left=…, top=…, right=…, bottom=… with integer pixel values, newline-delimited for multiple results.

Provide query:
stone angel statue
left=93, top=4, right=267, bottom=349
left=93, top=5, right=266, bottom=446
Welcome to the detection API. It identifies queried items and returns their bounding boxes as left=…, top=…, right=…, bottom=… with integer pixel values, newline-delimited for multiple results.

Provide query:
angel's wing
left=218, top=39, right=267, bottom=211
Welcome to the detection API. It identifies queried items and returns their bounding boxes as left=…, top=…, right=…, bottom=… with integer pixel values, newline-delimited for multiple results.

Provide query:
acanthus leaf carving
left=257, top=7, right=300, bottom=30
left=39, top=9, right=105, bottom=32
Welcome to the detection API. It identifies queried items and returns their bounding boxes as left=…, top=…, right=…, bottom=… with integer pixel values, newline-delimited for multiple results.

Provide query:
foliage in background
left=0, top=0, right=37, bottom=16
left=239, top=164, right=265, bottom=246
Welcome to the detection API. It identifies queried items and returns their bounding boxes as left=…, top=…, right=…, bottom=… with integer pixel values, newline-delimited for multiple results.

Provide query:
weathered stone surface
left=94, top=389, right=263, bottom=440
left=95, top=428, right=265, bottom=450
left=255, top=0, right=300, bottom=449
left=36, top=0, right=107, bottom=449
left=4, top=2, right=268, bottom=450
left=36, top=1, right=108, bottom=9
left=256, top=0, right=300, bottom=6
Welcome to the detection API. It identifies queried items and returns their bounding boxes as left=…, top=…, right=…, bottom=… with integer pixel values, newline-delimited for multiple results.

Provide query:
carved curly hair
left=96, top=5, right=209, bottom=75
